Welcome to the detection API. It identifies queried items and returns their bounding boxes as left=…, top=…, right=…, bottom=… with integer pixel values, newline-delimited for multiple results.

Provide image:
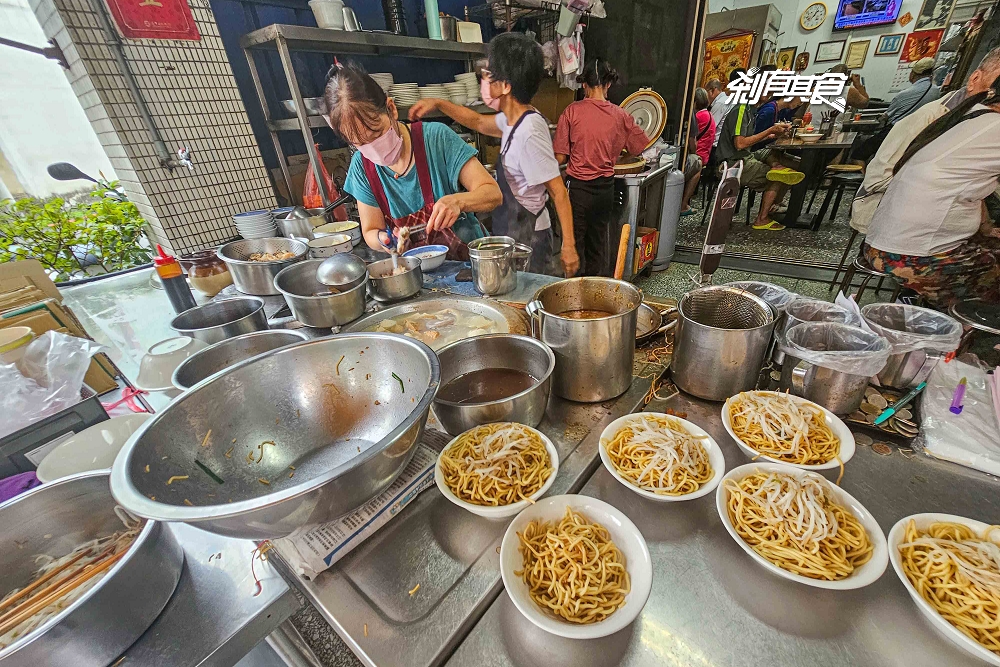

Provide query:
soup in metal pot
left=437, top=368, right=537, bottom=404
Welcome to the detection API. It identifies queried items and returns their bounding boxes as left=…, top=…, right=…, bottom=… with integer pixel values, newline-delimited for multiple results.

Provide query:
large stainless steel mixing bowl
left=111, top=334, right=440, bottom=538
left=171, top=329, right=308, bottom=391
left=217, top=238, right=309, bottom=296
left=273, top=259, right=367, bottom=328
left=170, top=297, right=268, bottom=344
left=0, top=472, right=183, bottom=667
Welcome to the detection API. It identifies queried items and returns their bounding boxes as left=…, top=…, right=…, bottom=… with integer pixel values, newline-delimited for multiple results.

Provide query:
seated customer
left=681, top=87, right=715, bottom=215
left=852, top=46, right=1000, bottom=234
left=752, top=97, right=798, bottom=149
left=863, top=77, right=1000, bottom=309
left=715, top=101, right=805, bottom=231
left=885, top=57, right=941, bottom=124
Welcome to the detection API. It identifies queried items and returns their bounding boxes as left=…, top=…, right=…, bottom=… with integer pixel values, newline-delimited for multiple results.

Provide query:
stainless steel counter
left=272, top=369, right=663, bottom=667
left=447, top=390, right=1000, bottom=667
left=119, top=522, right=300, bottom=666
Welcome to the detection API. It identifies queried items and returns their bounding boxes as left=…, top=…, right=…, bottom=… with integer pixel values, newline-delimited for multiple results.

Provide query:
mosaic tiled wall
left=29, top=0, right=277, bottom=254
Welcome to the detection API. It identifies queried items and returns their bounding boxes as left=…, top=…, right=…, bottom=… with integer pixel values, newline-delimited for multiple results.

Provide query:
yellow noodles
left=725, top=471, right=873, bottom=580
left=729, top=391, right=840, bottom=465
left=604, top=415, right=713, bottom=495
left=439, top=423, right=552, bottom=506
left=899, top=520, right=1000, bottom=654
left=516, top=507, right=630, bottom=624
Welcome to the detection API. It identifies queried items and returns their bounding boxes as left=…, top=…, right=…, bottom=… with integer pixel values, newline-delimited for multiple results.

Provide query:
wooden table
left=772, top=131, right=858, bottom=229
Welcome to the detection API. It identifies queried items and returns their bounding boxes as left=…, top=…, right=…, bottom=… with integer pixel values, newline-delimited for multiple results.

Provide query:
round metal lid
left=950, top=299, right=1000, bottom=335
left=620, top=88, right=667, bottom=151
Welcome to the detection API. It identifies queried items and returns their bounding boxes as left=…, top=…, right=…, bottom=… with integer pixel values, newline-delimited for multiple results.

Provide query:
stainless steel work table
left=271, top=366, right=665, bottom=667
left=447, top=390, right=1000, bottom=667
left=118, top=523, right=299, bottom=666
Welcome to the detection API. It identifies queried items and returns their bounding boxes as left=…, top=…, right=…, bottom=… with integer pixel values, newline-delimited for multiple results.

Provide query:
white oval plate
left=434, top=423, right=559, bottom=520
left=598, top=412, right=725, bottom=502
left=721, top=391, right=855, bottom=470
left=500, top=494, right=652, bottom=639
left=888, top=513, right=1000, bottom=666
left=716, top=461, right=888, bottom=590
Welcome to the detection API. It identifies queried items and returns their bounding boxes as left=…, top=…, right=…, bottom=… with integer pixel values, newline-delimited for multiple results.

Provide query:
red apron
left=361, top=122, right=469, bottom=261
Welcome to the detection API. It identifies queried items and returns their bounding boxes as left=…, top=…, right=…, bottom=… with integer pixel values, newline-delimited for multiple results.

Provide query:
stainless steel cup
left=671, top=286, right=775, bottom=401
left=468, top=236, right=517, bottom=296
left=526, top=277, right=641, bottom=403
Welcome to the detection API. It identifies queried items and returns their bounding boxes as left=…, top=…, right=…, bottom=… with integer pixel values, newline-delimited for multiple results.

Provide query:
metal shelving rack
left=241, top=25, right=487, bottom=206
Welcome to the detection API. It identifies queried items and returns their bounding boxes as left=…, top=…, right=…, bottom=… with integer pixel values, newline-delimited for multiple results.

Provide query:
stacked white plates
left=370, top=72, right=394, bottom=93
left=389, top=83, right=419, bottom=106
left=233, top=210, right=277, bottom=239
left=444, top=82, right=468, bottom=105
left=419, top=84, right=447, bottom=99
left=456, top=72, right=479, bottom=104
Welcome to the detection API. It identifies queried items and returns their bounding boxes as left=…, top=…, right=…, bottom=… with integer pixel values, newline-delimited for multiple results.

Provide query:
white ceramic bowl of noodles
left=716, top=462, right=888, bottom=590
left=598, top=412, right=726, bottom=502
left=434, top=423, right=559, bottom=520
left=888, top=513, right=1000, bottom=666
left=500, top=494, right=652, bottom=639
left=721, top=391, right=855, bottom=471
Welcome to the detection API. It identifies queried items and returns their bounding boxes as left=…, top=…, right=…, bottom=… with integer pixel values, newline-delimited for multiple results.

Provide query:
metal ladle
left=316, top=252, right=368, bottom=290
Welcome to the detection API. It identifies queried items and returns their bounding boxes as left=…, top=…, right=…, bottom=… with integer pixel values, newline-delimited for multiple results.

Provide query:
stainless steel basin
left=171, top=329, right=309, bottom=391
left=0, top=472, right=183, bottom=666
left=111, top=334, right=440, bottom=538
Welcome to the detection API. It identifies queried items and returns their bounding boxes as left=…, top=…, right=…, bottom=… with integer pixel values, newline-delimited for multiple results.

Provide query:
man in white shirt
left=851, top=46, right=1000, bottom=234
left=706, top=78, right=733, bottom=148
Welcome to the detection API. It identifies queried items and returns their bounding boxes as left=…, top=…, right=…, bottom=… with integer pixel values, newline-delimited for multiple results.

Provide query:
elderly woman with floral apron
left=324, top=63, right=502, bottom=260
left=408, top=32, right=579, bottom=277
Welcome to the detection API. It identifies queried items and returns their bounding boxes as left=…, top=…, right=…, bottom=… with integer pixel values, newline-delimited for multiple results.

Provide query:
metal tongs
left=381, top=223, right=428, bottom=253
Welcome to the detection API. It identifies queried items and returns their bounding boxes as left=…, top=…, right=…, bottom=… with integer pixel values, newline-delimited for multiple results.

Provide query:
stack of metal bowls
left=110, top=334, right=440, bottom=538
left=217, top=238, right=308, bottom=296
left=274, top=258, right=367, bottom=328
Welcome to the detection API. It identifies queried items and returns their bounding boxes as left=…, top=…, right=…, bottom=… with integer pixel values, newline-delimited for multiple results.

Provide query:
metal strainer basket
left=217, top=238, right=308, bottom=295
left=680, top=286, right=773, bottom=329
left=672, top=286, right=776, bottom=400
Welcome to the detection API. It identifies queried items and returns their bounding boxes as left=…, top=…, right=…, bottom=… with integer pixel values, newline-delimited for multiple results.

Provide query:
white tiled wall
left=29, top=0, right=277, bottom=254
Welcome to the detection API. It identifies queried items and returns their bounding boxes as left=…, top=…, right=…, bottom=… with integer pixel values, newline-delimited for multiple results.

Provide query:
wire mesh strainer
left=680, top=286, right=773, bottom=330
left=218, top=238, right=308, bottom=264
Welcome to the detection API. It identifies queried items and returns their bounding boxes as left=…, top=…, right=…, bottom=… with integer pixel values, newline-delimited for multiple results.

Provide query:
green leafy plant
left=0, top=182, right=151, bottom=282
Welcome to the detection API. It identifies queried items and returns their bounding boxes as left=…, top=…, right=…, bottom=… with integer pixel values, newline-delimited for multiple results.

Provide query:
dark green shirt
left=714, top=103, right=758, bottom=164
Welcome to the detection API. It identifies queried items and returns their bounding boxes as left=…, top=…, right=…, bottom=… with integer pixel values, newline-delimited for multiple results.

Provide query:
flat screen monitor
left=833, top=0, right=902, bottom=30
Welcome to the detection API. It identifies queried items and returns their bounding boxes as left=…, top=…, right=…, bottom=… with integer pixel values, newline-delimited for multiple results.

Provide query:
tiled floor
left=676, top=183, right=858, bottom=265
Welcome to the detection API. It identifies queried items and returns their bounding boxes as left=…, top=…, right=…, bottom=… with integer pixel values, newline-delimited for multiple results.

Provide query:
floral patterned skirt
left=863, top=238, right=1000, bottom=310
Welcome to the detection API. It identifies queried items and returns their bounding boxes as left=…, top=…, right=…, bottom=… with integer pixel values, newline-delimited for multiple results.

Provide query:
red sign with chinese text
left=104, top=0, right=201, bottom=40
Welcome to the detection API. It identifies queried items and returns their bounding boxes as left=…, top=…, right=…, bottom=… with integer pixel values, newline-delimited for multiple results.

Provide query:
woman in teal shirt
left=324, top=63, right=501, bottom=259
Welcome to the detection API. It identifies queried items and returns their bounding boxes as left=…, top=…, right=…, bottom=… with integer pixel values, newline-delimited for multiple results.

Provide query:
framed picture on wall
left=776, top=46, right=798, bottom=70
left=816, top=39, right=846, bottom=63
left=876, top=33, right=905, bottom=55
left=845, top=40, right=870, bottom=69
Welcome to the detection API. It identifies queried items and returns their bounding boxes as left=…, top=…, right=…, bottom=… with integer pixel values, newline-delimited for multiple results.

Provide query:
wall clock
left=800, top=2, right=827, bottom=31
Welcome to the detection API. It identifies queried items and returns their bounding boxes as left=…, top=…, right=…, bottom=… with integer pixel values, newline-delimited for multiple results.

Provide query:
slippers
left=680, top=207, right=695, bottom=216
left=752, top=220, right=786, bottom=231
left=766, top=167, right=806, bottom=186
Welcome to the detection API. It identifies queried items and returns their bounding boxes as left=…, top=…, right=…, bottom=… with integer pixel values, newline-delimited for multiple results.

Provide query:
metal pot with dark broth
left=526, top=277, right=641, bottom=403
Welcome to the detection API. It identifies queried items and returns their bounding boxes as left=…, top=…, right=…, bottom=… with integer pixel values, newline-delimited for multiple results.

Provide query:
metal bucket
left=671, top=286, right=775, bottom=401
left=778, top=323, right=889, bottom=415
left=861, top=303, right=963, bottom=388
left=526, top=277, right=641, bottom=403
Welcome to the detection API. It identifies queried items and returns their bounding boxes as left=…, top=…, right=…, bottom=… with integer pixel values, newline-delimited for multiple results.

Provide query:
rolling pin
left=613, top=224, right=631, bottom=280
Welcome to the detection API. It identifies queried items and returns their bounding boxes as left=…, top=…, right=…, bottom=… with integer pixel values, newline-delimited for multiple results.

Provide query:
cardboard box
left=634, top=227, right=659, bottom=273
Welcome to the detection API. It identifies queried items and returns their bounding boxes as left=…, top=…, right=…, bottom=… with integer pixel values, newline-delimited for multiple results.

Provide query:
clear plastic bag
left=860, top=303, right=962, bottom=354
left=780, top=322, right=891, bottom=376
left=0, top=331, right=106, bottom=439
left=785, top=296, right=862, bottom=328
left=725, top=281, right=797, bottom=312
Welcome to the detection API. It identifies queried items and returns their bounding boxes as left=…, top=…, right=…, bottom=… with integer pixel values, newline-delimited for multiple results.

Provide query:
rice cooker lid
left=620, top=88, right=667, bottom=151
